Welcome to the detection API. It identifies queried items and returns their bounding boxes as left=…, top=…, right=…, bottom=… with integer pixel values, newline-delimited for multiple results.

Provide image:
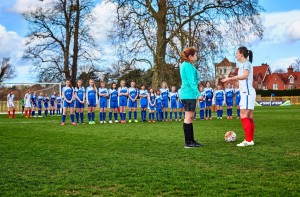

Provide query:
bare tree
left=274, top=68, right=285, bottom=73
left=293, top=58, right=300, bottom=72
left=22, top=0, right=100, bottom=85
left=109, top=0, right=264, bottom=87
left=0, top=58, right=16, bottom=82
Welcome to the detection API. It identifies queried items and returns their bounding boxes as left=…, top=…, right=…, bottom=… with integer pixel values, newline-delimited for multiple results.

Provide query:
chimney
left=287, top=66, right=293, bottom=75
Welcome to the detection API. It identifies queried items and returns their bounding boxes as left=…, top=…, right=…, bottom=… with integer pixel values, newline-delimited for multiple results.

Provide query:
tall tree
left=109, top=0, right=264, bottom=87
left=0, top=58, right=16, bottom=82
left=22, top=0, right=100, bottom=85
left=293, top=58, right=300, bottom=72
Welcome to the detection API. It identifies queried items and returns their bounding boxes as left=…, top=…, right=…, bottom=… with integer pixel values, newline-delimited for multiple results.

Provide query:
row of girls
left=61, top=79, right=185, bottom=125
left=199, top=81, right=241, bottom=120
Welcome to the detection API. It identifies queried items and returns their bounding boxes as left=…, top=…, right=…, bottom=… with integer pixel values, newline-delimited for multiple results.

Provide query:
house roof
left=215, top=57, right=236, bottom=67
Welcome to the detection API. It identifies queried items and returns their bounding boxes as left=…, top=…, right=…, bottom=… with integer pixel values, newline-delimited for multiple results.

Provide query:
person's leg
left=248, top=110, right=255, bottom=141
left=134, top=108, right=137, bottom=120
left=240, top=109, right=252, bottom=142
left=70, top=107, right=75, bottom=123
left=183, top=111, right=193, bottom=144
left=62, top=107, right=67, bottom=124
left=80, top=108, right=84, bottom=123
left=76, top=108, right=80, bottom=123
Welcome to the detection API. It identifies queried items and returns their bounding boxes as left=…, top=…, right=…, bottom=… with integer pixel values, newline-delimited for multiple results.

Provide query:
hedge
left=256, top=89, right=300, bottom=97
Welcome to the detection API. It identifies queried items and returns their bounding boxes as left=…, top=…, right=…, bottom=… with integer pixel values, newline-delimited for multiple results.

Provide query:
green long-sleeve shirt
left=179, top=61, right=201, bottom=99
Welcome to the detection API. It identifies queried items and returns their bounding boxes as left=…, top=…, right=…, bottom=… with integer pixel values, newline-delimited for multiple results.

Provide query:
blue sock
left=103, top=112, right=106, bottom=121
left=209, top=109, right=211, bottom=117
left=92, top=112, right=95, bottom=121
left=114, top=113, right=118, bottom=121
left=200, top=109, right=204, bottom=119
left=148, top=112, right=151, bottom=120
left=88, top=113, right=91, bottom=121
left=170, top=112, right=173, bottom=120
left=80, top=113, right=84, bottom=123
left=227, top=109, right=229, bottom=116
left=165, top=111, right=168, bottom=120
left=175, top=112, right=177, bottom=119
left=109, top=112, right=112, bottom=120
left=38, top=110, right=41, bottom=116
left=179, top=112, right=182, bottom=119
left=123, top=112, right=126, bottom=121
left=237, top=109, right=240, bottom=117
left=152, top=112, right=154, bottom=120
left=205, top=109, right=208, bottom=117
left=156, top=112, right=159, bottom=121
left=160, top=112, right=163, bottom=121
left=100, top=112, right=103, bottom=121
left=134, top=111, right=137, bottom=120
left=230, top=108, right=233, bottom=116
left=129, top=111, right=132, bottom=120
left=120, top=112, right=123, bottom=121
left=70, top=114, right=74, bottom=122
left=62, top=115, right=66, bottom=122
left=32, top=111, right=35, bottom=117
left=45, top=110, right=48, bottom=117
left=76, top=112, right=79, bottom=123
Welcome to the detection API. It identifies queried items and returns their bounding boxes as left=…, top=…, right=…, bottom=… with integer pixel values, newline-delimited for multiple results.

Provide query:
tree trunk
left=71, top=0, right=80, bottom=86
left=63, top=0, right=71, bottom=82
left=152, top=0, right=168, bottom=88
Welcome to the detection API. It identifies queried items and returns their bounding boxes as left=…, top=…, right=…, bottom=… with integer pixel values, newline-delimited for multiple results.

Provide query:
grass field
left=0, top=106, right=299, bottom=196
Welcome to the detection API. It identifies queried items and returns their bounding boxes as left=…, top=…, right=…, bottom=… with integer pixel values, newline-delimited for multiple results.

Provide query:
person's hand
left=198, top=96, right=203, bottom=101
left=221, top=77, right=230, bottom=83
left=208, top=99, right=211, bottom=102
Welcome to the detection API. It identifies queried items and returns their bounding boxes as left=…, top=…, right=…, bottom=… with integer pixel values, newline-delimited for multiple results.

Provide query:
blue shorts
left=119, top=97, right=127, bottom=107
left=199, top=101, right=205, bottom=109
left=63, top=100, right=74, bottom=108
left=32, top=102, right=37, bottom=108
left=110, top=100, right=118, bottom=109
left=216, top=99, right=223, bottom=106
left=178, top=101, right=184, bottom=108
left=38, top=103, right=42, bottom=109
left=206, top=99, right=212, bottom=107
left=99, top=98, right=107, bottom=108
left=88, top=99, right=96, bottom=107
left=57, top=104, right=61, bottom=109
left=162, top=100, right=168, bottom=108
left=44, top=103, right=49, bottom=108
left=236, top=98, right=241, bottom=106
left=156, top=108, right=162, bottom=113
left=226, top=100, right=233, bottom=107
left=50, top=101, right=55, bottom=107
left=128, top=100, right=137, bottom=108
left=76, top=100, right=85, bottom=108
left=148, top=104, right=155, bottom=110
left=170, top=101, right=177, bottom=109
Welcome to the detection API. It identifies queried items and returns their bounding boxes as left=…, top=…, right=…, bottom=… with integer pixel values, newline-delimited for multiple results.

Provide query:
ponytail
left=181, top=47, right=198, bottom=62
left=238, top=46, right=253, bottom=63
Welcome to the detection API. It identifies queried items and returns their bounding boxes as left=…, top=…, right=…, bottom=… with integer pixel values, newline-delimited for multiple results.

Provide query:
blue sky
left=0, top=0, right=300, bottom=83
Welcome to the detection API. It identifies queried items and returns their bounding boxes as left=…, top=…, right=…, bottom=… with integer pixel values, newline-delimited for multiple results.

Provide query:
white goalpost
left=0, top=82, right=62, bottom=114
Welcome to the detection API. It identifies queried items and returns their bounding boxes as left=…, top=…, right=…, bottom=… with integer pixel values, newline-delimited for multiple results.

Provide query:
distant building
left=214, top=58, right=236, bottom=88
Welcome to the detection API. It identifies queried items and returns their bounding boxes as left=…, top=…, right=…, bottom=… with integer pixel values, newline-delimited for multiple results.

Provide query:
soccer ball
left=224, top=131, right=237, bottom=142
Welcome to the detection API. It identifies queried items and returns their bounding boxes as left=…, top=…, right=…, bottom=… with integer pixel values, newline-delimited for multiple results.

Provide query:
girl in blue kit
left=128, top=81, right=139, bottom=123
left=225, top=83, right=234, bottom=119
left=108, top=82, right=119, bottom=123
left=177, top=88, right=184, bottom=121
left=139, top=84, right=148, bottom=122
left=86, top=79, right=98, bottom=124
left=50, top=91, right=56, bottom=116
left=155, top=90, right=163, bottom=121
left=169, top=86, right=178, bottom=121
left=148, top=88, right=156, bottom=122
left=160, top=82, right=169, bottom=121
left=37, top=92, right=44, bottom=117
left=75, top=80, right=85, bottom=124
left=31, top=91, right=37, bottom=117
left=235, top=82, right=241, bottom=119
left=198, top=85, right=206, bottom=120
left=56, top=93, right=62, bottom=116
left=61, top=80, right=75, bottom=125
left=118, top=80, right=128, bottom=123
left=43, top=93, right=50, bottom=117
left=98, top=81, right=109, bottom=124
left=215, top=85, right=225, bottom=119
left=204, top=81, right=213, bottom=120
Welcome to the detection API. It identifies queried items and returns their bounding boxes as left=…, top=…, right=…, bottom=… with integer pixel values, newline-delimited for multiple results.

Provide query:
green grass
left=0, top=106, right=299, bottom=196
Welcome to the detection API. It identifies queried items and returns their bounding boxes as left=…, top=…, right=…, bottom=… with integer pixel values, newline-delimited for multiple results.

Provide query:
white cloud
left=263, top=10, right=300, bottom=43
left=10, top=0, right=57, bottom=13
left=269, top=56, right=298, bottom=71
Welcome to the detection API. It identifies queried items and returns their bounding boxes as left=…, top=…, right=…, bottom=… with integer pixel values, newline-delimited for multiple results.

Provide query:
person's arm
left=86, top=89, right=89, bottom=105
left=222, top=68, right=249, bottom=82
left=95, top=90, right=98, bottom=105
left=134, top=90, right=138, bottom=101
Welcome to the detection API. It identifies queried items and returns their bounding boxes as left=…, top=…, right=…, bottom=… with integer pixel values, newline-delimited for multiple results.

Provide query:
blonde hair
left=162, top=81, right=168, bottom=89
left=89, top=79, right=97, bottom=91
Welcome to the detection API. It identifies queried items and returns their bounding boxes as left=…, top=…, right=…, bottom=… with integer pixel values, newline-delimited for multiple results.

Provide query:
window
left=220, top=68, right=222, bottom=74
left=273, top=84, right=278, bottom=90
left=290, top=77, right=294, bottom=84
left=263, top=86, right=268, bottom=90
left=224, top=68, right=226, bottom=74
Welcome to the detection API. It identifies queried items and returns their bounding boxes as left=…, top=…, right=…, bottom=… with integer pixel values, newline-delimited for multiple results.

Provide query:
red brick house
left=215, top=57, right=300, bottom=90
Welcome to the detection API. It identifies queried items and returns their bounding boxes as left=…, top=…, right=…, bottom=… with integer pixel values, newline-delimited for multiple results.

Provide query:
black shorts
left=181, top=99, right=196, bottom=112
